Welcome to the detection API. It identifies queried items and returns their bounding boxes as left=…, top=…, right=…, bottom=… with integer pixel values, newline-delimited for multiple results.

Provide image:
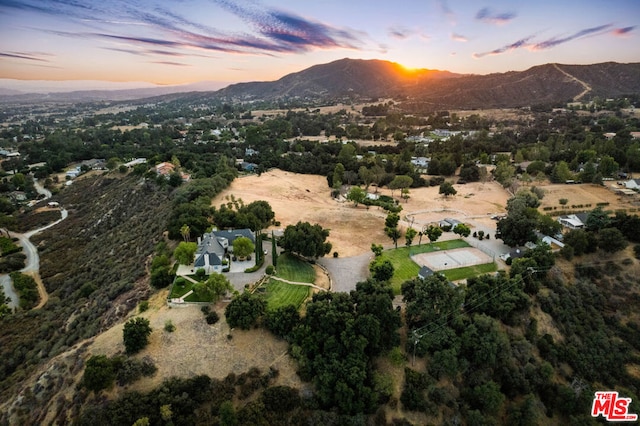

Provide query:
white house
left=558, top=214, right=585, bottom=229
left=624, top=179, right=640, bottom=190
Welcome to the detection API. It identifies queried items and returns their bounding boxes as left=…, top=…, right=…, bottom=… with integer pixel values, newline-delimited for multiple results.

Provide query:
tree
left=371, top=243, right=383, bottom=257
left=232, top=236, right=254, bottom=259
left=346, top=186, right=366, bottom=207
left=385, top=226, right=401, bottom=249
left=385, top=213, right=400, bottom=229
left=598, top=227, right=628, bottom=253
left=174, top=242, right=197, bottom=265
left=83, top=355, right=115, bottom=392
left=359, top=166, right=375, bottom=192
left=265, top=304, right=300, bottom=339
left=332, top=163, right=345, bottom=188
left=497, top=192, right=541, bottom=247
left=180, top=224, right=191, bottom=242
left=123, top=317, right=152, bottom=355
left=439, top=181, right=457, bottom=197
left=389, top=175, right=413, bottom=200
left=453, top=223, right=471, bottom=237
left=538, top=214, right=562, bottom=236
left=225, top=292, right=266, bottom=329
left=194, top=273, right=233, bottom=302
left=405, top=227, right=417, bottom=247
left=494, top=161, right=515, bottom=187
left=425, top=225, right=443, bottom=245
left=369, top=259, right=395, bottom=282
left=585, top=206, right=611, bottom=231
left=281, top=222, right=331, bottom=258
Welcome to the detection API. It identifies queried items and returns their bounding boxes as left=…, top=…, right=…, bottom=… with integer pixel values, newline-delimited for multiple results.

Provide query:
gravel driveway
left=317, top=252, right=373, bottom=293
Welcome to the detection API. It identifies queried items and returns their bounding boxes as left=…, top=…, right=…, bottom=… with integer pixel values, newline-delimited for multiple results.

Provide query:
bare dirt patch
left=88, top=290, right=304, bottom=395
left=537, top=183, right=634, bottom=213
left=212, top=170, right=511, bottom=257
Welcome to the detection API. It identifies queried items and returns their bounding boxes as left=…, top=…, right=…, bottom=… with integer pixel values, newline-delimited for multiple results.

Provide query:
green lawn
left=169, top=279, right=196, bottom=299
left=381, top=240, right=471, bottom=293
left=442, top=262, right=498, bottom=281
left=275, top=253, right=315, bottom=283
left=263, top=279, right=310, bottom=310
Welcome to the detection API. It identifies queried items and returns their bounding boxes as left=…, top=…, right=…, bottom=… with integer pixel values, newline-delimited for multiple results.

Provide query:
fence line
left=465, top=238, right=498, bottom=261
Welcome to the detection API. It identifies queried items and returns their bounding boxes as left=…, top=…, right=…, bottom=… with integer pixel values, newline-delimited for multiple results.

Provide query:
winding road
left=1, top=179, right=67, bottom=310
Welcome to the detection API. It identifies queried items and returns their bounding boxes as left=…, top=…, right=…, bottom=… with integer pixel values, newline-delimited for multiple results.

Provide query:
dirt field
left=537, top=183, right=637, bottom=213
left=88, top=290, right=305, bottom=395
left=212, top=170, right=512, bottom=257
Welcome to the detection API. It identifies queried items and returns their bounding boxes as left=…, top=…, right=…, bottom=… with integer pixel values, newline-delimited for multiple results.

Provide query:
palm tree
left=180, top=224, right=190, bottom=242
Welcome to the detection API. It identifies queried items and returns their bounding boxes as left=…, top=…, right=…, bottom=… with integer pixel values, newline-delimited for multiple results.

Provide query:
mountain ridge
left=1, top=58, right=639, bottom=107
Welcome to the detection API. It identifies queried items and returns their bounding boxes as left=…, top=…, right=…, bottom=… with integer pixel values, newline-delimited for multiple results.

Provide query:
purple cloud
left=476, top=7, right=516, bottom=25
left=531, top=24, right=612, bottom=50
left=3, top=0, right=366, bottom=60
left=473, top=35, right=535, bottom=58
left=0, top=51, right=50, bottom=62
left=613, top=26, right=635, bottom=37
left=451, top=33, right=468, bottom=42
left=436, top=0, right=455, bottom=24
left=388, top=25, right=414, bottom=40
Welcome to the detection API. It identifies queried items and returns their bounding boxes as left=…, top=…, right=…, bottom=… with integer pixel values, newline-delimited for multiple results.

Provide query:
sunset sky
left=0, top=0, right=638, bottom=90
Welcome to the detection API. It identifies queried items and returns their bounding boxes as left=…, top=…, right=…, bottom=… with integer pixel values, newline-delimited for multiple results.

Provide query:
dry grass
left=537, top=183, right=635, bottom=213
left=87, top=289, right=304, bottom=394
left=212, top=170, right=511, bottom=257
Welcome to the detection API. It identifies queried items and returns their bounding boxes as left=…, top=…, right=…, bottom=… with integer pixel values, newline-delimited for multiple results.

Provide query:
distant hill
left=2, top=59, right=639, bottom=107
left=212, top=58, right=640, bottom=109
left=215, top=58, right=458, bottom=100
left=0, top=80, right=228, bottom=103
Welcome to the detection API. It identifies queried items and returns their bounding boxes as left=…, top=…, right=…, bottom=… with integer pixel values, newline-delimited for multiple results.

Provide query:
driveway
left=317, top=252, right=372, bottom=293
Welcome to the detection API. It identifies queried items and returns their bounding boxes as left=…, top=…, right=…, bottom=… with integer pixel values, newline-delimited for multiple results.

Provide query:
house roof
left=213, top=229, right=255, bottom=243
left=196, top=229, right=254, bottom=261
left=194, top=252, right=222, bottom=267
left=418, top=266, right=434, bottom=279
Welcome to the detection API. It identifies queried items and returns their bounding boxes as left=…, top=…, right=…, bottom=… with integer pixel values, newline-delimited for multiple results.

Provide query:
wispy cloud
left=388, top=25, right=414, bottom=40
left=612, top=26, right=635, bottom=37
left=476, top=7, right=516, bottom=25
left=451, top=33, right=468, bottom=42
left=473, top=35, right=535, bottom=58
left=0, top=51, right=51, bottom=62
left=1, top=0, right=366, bottom=60
left=435, top=0, right=455, bottom=24
left=530, top=24, right=612, bottom=50
left=150, top=61, right=190, bottom=67
left=474, top=23, right=619, bottom=58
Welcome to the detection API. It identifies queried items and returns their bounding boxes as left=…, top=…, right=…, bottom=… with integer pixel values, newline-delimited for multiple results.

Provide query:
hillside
left=211, top=59, right=640, bottom=108
left=0, top=173, right=172, bottom=418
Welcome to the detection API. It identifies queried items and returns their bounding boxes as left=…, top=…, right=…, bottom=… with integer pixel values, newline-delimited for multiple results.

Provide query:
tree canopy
left=123, top=317, right=153, bottom=355
left=281, top=221, right=332, bottom=258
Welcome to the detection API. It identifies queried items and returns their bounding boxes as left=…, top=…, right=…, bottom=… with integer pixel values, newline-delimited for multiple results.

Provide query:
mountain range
left=2, top=58, right=639, bottom=108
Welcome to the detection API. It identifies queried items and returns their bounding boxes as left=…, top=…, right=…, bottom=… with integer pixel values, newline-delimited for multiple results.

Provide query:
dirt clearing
left=88, top=290, right=304, bottom=394
left=212, top=170, right=511, bottom=257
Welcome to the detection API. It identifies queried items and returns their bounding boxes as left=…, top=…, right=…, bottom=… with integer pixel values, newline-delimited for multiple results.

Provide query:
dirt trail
left=554, top=64, right=592, bottom=101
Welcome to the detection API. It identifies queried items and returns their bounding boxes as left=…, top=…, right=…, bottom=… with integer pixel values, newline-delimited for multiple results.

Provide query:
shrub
left=333, top=251, right=339, bottom=258
left=138, top=301, right=149, bottom=313
left=634, top=245, right=640, bottom=259
left=206, top=311, right=220, bottom=325
left=265, top=265, right=275, bottom=275
left=195, top=268, right=207, bottom=280
left=123, top=317, right=152, bottom=354
left=164, top=319, right=176, bottom=332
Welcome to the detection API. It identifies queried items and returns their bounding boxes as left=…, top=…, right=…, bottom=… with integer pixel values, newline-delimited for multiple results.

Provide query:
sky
left=0, top=0, right=639, bottom=90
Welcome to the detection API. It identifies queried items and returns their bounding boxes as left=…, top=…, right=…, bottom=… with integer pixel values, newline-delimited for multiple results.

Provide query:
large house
left=558, top=214, right=587, bottom=229
left=194, top=229, right=255, bottom=274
